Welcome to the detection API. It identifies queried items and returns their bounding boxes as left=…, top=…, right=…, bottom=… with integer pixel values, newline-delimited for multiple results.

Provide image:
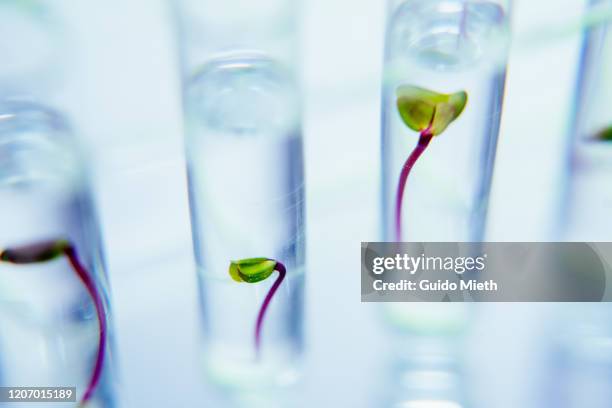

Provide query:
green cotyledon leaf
left=0, top=239, right=69, bottom=264
left=396, top=85, right=467, bottom=136
left=596, top=125, right=612, bottom=141
left=229, top=258, right=277, bottom=283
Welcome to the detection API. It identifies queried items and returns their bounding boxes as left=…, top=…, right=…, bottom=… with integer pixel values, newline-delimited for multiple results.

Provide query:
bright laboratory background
left=5, top=0, right=604, bottom=406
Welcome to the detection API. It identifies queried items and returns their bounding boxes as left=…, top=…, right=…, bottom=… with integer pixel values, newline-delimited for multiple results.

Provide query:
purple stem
left=394, top=130, right=434, bottom=242
left=63, top=246, right=106, bottom=405
left=1, top=242, right=106, bottom=405
left=254, top=262, right=286, bottom=357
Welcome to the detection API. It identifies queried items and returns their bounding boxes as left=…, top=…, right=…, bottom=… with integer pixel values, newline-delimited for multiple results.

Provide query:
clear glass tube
left=172, top=0, right=298, bottom=76
left=547, top=303, right=612, bottom=408
left=379, top=0, right=510, bottom=359
left=0, top=101, right=116, bottom=406
left=553, top=4, right=612, bottom=406
left=563, top=0, right=612, bottom=240
left=0, top=1, right=67, bottom=97
left=174, top=0, right=304, bottom=392
left=182, top=53, right=304, bottom=391
left=378, top=349, right=468, bottom=408
left=381, top=0, right=510, bottom=242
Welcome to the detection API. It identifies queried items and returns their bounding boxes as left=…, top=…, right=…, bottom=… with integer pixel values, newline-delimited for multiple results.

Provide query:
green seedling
left=394, top=85, right=468, bottom=241
left=229, top=257, right=286, bottom=356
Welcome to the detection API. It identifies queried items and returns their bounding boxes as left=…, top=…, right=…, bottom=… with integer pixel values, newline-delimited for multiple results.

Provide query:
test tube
left=0, top=101, right=116, bottom=406
left=381, top=0, right=510, bottom=242
left=0, top=0, right=66, bottom=96
left=172, top=0, right=298, bottom=75
left=173, top=0, right=305, bottom=390
left=552, top=3, right=612, bottom=407
left=563, top=0, right=612, bottom=240
left=378, top=0, right=511, bottom=354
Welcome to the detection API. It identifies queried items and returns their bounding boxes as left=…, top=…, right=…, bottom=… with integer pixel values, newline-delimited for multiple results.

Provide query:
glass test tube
left=381, top=0, right=510, bottom=242
left=0, top=0, right=67, bottom=97
left=378, top=0, right=510, bottom=354
left=0, top=101, right=116, bottom=406
left=563, top=0, right=612, bottom=240
left=173, top=0, right=298, bottom=75
left=175, top=0, right=305, bottom=391
left=552, top=3, right=612, bottom=407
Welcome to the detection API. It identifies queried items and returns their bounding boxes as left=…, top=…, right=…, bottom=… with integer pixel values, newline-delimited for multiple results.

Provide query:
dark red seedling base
left=254, top=262, right=286, bottom=357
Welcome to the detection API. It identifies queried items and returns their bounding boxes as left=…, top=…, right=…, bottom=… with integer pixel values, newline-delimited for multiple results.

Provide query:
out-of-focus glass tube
left=563, top=0, right=612, bottom=239
left=173, top=0, right=305, bottom=391
left=0, top=0, right=67, bottom=97
left=172, top=0, right=298, bottom=76
left=378, top=361, right=467, bottom=408
left=0, top=101, right=116, bottom=406
left=551, top=3, right=612, bottom=407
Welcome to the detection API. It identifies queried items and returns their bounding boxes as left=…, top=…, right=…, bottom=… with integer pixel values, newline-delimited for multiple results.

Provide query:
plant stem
left=394, top=130, right=434, bottom=241
left=0, top=242, right=106, bottom=405
left=63, top=246, right=106, bottom=406
left=254, top=261, right=286, bottom=357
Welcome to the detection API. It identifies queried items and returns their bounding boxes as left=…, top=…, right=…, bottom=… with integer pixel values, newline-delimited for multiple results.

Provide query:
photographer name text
left=370, top=253, right=498, bottom=293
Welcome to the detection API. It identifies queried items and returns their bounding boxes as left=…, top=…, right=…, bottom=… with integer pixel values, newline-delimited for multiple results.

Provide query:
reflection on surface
left=377, top=329, right=469, bottom=408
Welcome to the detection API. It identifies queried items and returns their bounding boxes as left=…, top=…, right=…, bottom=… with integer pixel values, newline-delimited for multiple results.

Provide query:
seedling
left=228, top=257, right=286, bottom=356
left=0, top=239, right=105, bottom=406
left=394, top=85, right=468, bottom=241
left=595, top=125, right=612, bottom=141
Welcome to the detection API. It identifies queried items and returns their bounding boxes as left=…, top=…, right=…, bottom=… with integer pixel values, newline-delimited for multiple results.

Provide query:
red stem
left=1, top=241, right=106, bottom=405
left=254, top=262, right=286, bottom=357
left=394, top=130, right=434, bottom=241
left=64, top=246, right=106, bottom=405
